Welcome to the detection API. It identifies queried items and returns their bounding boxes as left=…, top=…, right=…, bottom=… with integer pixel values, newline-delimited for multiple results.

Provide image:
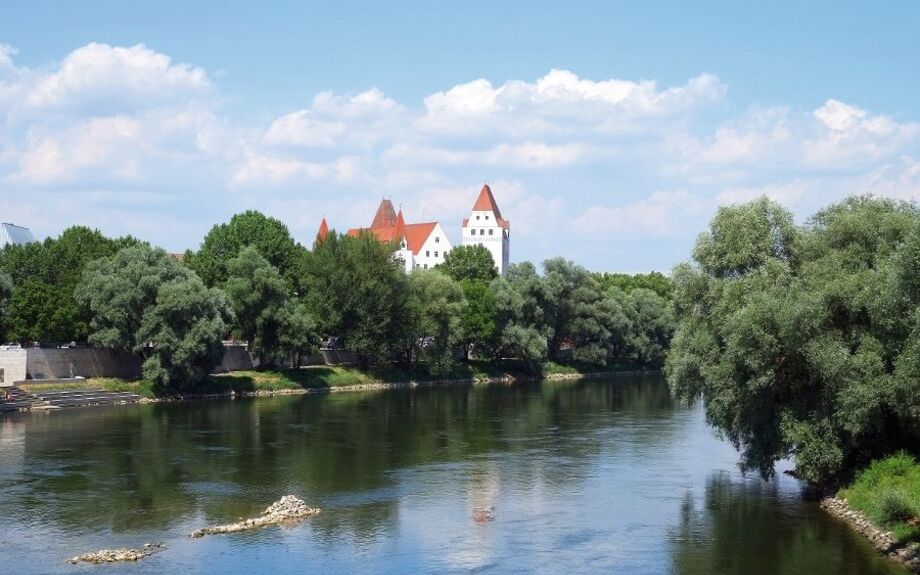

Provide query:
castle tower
left=461, top=184, right=510, bottom=275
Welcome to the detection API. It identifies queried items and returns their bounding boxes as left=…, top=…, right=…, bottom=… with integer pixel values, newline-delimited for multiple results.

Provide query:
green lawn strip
left=839, top=452, right=920, bottom=543
left=207, top=360, right=647, bottom=394
left=18, top=378, right=157, bottom=398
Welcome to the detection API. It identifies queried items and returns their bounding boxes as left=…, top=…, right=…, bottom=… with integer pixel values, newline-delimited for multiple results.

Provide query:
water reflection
left=0, top=376, right=909, bottom=575
left=669, top=472, right=911, bottom=575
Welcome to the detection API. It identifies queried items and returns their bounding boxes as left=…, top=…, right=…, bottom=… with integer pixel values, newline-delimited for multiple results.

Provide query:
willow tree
left=667, top=196, right=920, bottom=485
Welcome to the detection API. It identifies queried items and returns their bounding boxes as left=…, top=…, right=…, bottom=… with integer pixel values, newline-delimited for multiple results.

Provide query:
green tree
left=185, top=210, right=301, bottom=287
left=0, top=226, right=136, bottom=342
left=542, top=258, right=618, bottom=364
left=595, top=271, right=674, bottom=299
left=224, top=246, right=292, bottom=366
left=402, top=270, right=466, bottom=376
left=667, top=196, right=920, bottom=485
left=458, top=279, right=498, bottom=359
left=0, top=270, right=11, bottom=341
left=438, top=245, right=498, bottom=282
left=299, top=231, right=408, bottom=369
left=492, top=262, right=550, bottom=368
left=76, top=245, right=232, bottom=390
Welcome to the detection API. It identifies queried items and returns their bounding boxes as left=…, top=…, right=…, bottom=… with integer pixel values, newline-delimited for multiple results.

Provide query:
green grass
left=839, top=452, right=920, bottom=543
left=206, top=360, right=644, bottom=396
left=19, top=378, right=158, bottom=398
left=17, top=360, right=648, bottom=400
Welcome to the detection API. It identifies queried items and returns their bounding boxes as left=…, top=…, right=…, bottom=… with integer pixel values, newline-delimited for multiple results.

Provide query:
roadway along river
left=0, top=375, right=910, bottom=574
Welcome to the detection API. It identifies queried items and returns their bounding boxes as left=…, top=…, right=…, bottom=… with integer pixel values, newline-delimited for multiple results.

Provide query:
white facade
left=395, top=222, right=454, bottom=273
left=412, top=223, right=453, bottom=271
left=0, top=223, right=35, bottom=249
left=461, top=188, right=511, bottom=275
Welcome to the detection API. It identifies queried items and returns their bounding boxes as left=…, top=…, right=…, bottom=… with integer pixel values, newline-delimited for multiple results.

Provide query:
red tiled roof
left=473, top=184, right=503, bottom=219
left=316, top=217, right=329, bottom=242
left=403, top=222, right=437, bottom=255
left=370, top=199, right=398, bottom=229
left=464, top=184, right=510, bottom=230
left=346, top=200, right=439, bottom=256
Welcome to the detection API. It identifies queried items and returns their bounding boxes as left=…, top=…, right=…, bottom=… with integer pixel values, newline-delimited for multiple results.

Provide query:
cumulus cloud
left=4, top=41, right=920, bottom=271
left=418, top=69, right=726, bottom=135
left=25, top=43, right=210, bottom=112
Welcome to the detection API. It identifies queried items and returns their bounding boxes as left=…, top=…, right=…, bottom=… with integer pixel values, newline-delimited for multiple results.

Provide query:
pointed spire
left=394, top=209, right=407, bottom=245
left=473, top=183, right=503, bottom=219
left=371, top=198, right=398, bottom=229
left=316, top=217, right=329, bottom=243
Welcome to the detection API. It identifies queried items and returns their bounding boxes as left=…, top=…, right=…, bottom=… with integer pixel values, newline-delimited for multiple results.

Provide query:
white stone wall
left=462, top=210, right=510, bottom=275
left=413, top=223, right=453, bottom=270
left=0, top=349, right=27, bottom=386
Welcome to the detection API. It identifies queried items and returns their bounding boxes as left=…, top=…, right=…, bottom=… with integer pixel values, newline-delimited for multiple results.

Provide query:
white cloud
left=4, top=41, right=920, bottom=271
left=574, top=190, right=707, bottom=236
left=25, top=43, right=210, bottom=112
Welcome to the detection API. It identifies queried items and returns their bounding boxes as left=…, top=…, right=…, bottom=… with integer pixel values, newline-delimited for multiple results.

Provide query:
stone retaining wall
left=821, top=497, right=920, bottom=572
left=26, top=348, right=142, bottom=381
left=0, top=348, right=27, bottom=386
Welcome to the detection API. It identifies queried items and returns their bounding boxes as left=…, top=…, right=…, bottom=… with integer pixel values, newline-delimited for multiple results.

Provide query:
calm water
left=0, top=376, right=909, bottom=575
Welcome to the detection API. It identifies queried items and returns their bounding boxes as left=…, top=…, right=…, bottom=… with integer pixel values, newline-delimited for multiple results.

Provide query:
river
left=0, top=375, right=909, bottom=574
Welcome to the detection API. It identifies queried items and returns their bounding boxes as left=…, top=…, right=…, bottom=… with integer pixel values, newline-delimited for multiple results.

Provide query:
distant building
left=461, top=184, right=510, bottom=275
left=317, top=184, right=511, bottom=275
left=343, top=199, right=453, bottom=273
left=0, top=223, right=35, bottom=249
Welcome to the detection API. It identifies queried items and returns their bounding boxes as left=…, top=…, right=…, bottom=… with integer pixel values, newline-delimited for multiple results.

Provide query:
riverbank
left=10, top=360, right=652, bottom=407
left=822, top=453, right=920, bottom=573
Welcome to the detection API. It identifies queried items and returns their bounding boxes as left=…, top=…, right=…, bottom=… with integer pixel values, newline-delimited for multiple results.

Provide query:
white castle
left=317, top=184, right=510, bottom=275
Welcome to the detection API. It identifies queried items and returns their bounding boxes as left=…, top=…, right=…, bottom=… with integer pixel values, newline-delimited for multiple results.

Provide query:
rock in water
left=67, top=543, right=165, bottom=564
left=190, top=495, right=321, bottom=538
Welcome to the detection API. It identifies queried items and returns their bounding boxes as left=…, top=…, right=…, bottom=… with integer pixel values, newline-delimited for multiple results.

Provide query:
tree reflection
left=668, top=472, right=909, bottom=575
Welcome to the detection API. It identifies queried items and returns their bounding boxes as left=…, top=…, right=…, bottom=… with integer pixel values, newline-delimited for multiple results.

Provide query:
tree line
left=667, top=196, right=920, bottom=486
left=0, top=211, right=674, bottom=391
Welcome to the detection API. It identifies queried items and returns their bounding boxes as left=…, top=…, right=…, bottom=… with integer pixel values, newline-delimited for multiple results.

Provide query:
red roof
left=473, top=184, right=503, bottom=219
left=370, top=199, right=398, bottom=229
left=403, top=222, right=437, bottom=255
left=465, top=184, right=510, bottom=230
left=316, top=217, right=329, bottom=242
left=345, top=199, right=440, bottom=256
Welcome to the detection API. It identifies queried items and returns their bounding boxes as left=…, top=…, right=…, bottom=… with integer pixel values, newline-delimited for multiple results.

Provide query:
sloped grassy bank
left=23, top=360, right=646, bottom=402
left=822, top=453, right=920, bottom=572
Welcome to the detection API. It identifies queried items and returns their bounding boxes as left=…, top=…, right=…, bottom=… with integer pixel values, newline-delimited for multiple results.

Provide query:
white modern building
left=461, top=184, right=510, bottom=275
left=0, top=223, right=35, bottom=249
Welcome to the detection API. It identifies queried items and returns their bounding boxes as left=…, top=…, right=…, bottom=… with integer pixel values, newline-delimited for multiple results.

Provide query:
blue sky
left=2, top=1, right=919, bottom=271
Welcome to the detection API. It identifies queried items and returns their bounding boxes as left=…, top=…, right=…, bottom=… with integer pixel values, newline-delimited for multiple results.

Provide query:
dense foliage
left=667, top=196, right=920, bottom=485
left=0, top=227, right=136, bottom=342
left=438, top=244, right=498, bottom=282
left=185, top=210, right=301, bottom=287
left=3, top=210, right=673, bottom=390
left=0, top=269, right=11, bottom=341
left=299, top=231, right=409, bottom=369
left=75, top=245, right=232, bottom=390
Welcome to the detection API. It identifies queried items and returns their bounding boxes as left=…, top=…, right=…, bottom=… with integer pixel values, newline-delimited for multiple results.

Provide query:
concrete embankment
left=821, top=497, right=920, bottom=573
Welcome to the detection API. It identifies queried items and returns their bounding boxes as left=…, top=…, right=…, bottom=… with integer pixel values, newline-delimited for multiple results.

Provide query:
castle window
left=423, top=264, right=428, bottom=269
left=435, top=236, right=439, bottom=243
left=480, top=229, right=485, bottom=235
left=489, top=229, right=494, bottom=236
left=471, top=229, right=476, bottom=235
left=485, top=215, right=490, bottom=220
left=426, top=250, right=430, bottom=257
left=435, top=251, right=439, bottom=258
left=476, top=215, right=480, bottom=220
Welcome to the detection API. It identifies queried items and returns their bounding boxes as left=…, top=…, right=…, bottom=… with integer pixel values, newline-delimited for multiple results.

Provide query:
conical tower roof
left=371, top=199, right=398, bottom=229
left=472, top=184, right=503, bottom=219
